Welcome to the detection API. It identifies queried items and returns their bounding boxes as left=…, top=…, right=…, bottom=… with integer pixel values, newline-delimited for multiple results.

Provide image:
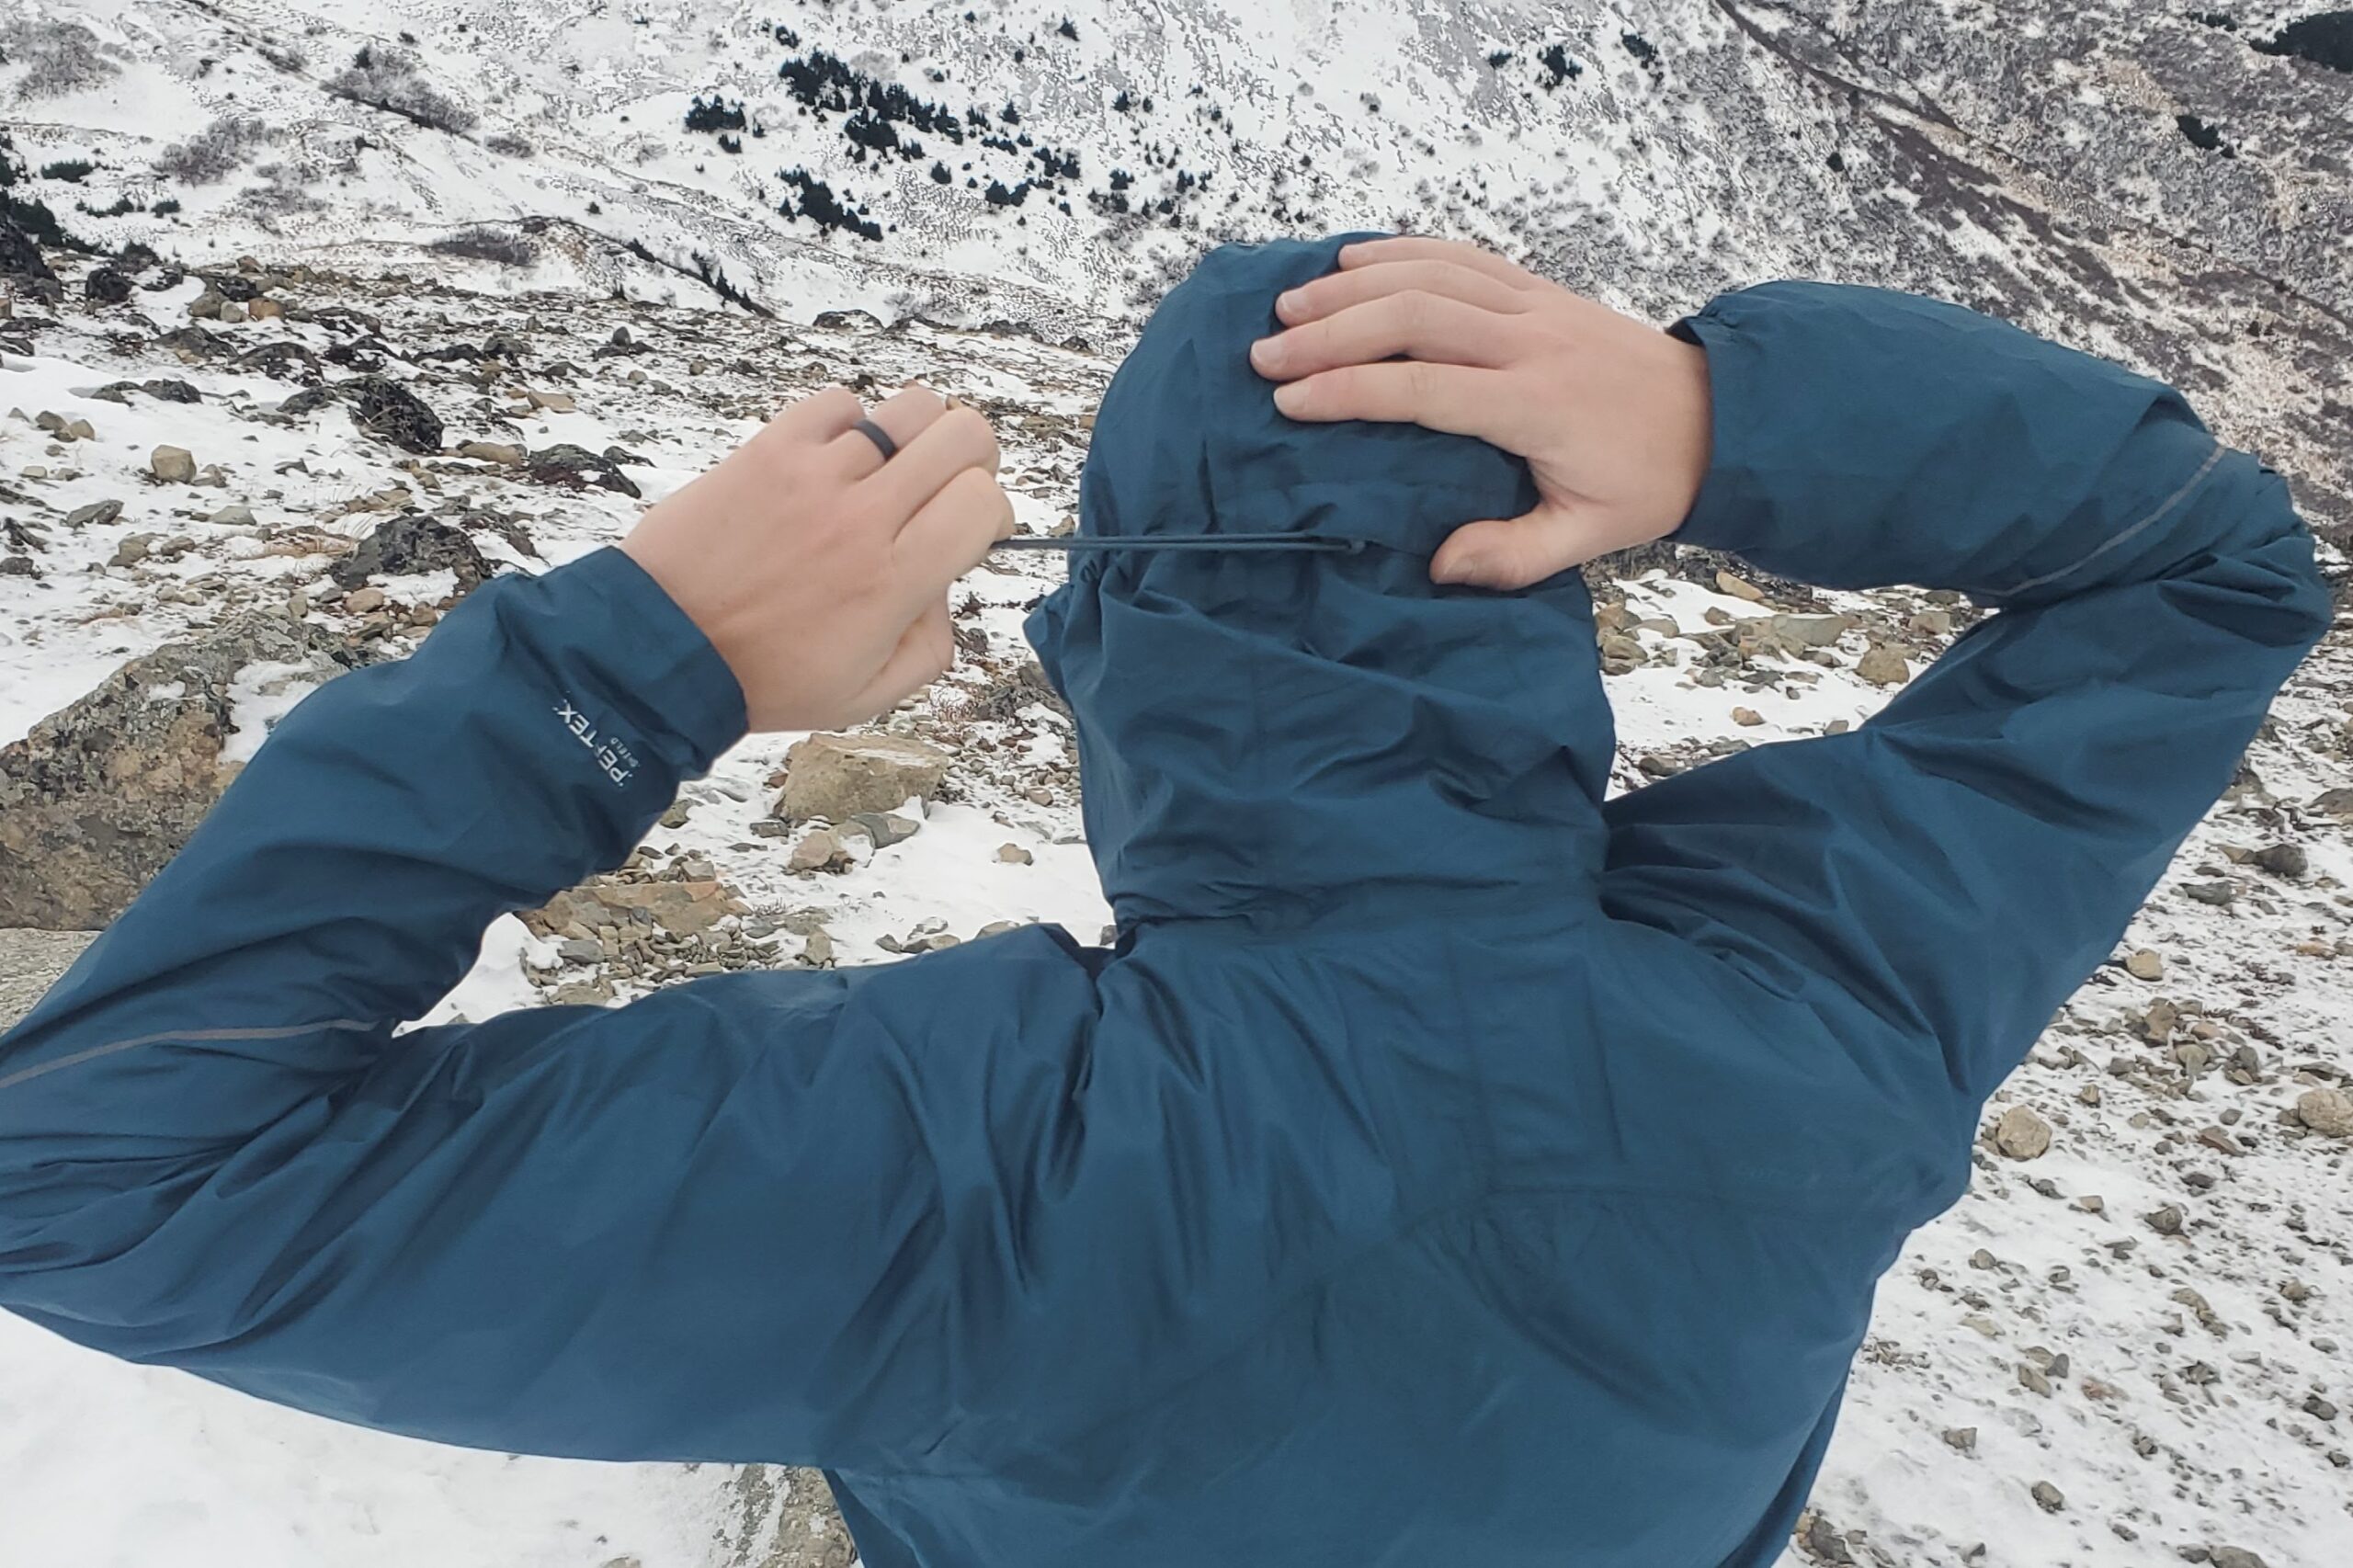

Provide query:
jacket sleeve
left=1600, top=283, right=2333, bottom=1111
left=0, top=548, right=1082, bottom=1469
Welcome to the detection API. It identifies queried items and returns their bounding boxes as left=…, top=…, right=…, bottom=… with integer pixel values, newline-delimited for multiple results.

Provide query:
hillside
left=2, top=3, right=2349, bottom=1566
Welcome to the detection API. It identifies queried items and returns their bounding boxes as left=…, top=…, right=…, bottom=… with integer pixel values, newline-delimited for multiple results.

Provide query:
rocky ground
left=0, top=235, right=2346, bottom=1568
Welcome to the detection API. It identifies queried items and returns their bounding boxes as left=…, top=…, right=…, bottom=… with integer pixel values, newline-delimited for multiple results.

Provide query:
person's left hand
left=620, top=383, right=1013, bottom=733
left=1247, top=236, right=1712, bottom=590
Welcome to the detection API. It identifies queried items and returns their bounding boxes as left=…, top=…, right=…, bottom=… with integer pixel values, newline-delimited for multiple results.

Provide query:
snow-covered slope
left=5, top=1, right=2348, bottom=526
left=2, top=3, right=2349, bottom=1567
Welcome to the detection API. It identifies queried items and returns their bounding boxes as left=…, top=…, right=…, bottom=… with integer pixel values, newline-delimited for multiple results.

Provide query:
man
left=0, top=235, right=2327, bottom=1566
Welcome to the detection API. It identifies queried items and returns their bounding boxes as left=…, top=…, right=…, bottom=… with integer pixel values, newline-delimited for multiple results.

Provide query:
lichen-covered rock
left=527, top=441, right=642, bottom=498
left=0, top=616, right=358, bottom=928
left=330, top=514, right=492, bottom=593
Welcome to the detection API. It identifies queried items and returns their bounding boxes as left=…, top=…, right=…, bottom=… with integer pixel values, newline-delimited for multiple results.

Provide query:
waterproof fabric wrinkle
left=0, top=237, right=2328, bottom=1567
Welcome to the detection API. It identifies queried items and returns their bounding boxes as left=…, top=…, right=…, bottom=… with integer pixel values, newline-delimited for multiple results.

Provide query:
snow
left=0, top=1309, right=727, bottom=1568
left=219, top=657, right=329, bottom=764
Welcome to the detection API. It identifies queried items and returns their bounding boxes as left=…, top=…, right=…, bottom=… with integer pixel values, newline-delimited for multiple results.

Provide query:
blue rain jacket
left=0, top=238, right=2329, bottom=1567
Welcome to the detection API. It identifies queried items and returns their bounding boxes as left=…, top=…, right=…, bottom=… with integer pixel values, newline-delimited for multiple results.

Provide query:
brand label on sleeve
left=554, top=699, right=640, bottom=788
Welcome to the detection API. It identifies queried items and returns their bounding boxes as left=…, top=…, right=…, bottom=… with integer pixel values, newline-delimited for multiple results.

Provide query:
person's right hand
left=1248, top=236, right=1714, bottom=590
left=620, top=384, right=1013, bottom=733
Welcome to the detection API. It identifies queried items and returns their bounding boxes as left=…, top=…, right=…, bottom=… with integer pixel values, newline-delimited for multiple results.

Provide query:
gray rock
left=847, top=810, right=922, bottom=848
left=151, top=445, right=197, bottom=483
left=0, top=927, right=97, bottom=1031
left=2209, top=1549, right=2268, bottom=1568
left=779, top=733, right=950, bottom=824
left=2124, top=949, right=2165, bottom=981
left=64, top=499, right=124, bottom=528
left=0, top=616, right=357, bottom=928
left=558, top=937, right=604, bottom=964
left=2295, top=1087, right=2353, bottom=1139
left=2182, top=881, right=2236, bottom=907
left=2253, top=843, right=2307, bottom=879
left=2029, top=1480, right=2064, bottom=1514
left=205, top=504, right=256, bottom=527
left=1767, top=613, right=1850, bottom=650
left=109, top=532, right=154, bottom=567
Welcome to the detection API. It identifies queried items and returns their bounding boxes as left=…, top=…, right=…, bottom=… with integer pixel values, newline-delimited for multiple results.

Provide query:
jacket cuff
left=494, top=547, right=749, bottom=790
left=1665, top=299, right=1772, bottom=559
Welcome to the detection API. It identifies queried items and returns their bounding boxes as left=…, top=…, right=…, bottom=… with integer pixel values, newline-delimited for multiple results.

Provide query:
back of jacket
left=0, top=238, right=2327, bottom=1568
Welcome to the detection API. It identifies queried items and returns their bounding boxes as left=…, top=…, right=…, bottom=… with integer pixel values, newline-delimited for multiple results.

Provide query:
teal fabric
left=0, top=238, right=2328, bottom=1566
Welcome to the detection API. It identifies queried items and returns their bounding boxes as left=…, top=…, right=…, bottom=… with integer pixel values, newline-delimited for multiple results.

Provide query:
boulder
left=350, top=375, right=443, bottom=453
left=0, top=617, right=357, bottom=928
left=84, top=267, right=132, bottom=305
left=778, top=733, right=951, bottom=824
left=2295, top=1087, right=2353, bottom=1139
left=330, top=514, right=492, bottom=593
left=527, top=442, right=641, bottom=498
left=151, top=444, right=197, bottom=483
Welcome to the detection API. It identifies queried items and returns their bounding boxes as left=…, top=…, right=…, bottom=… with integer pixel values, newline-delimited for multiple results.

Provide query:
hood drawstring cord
left=994, top=532, right=1366, bottom=554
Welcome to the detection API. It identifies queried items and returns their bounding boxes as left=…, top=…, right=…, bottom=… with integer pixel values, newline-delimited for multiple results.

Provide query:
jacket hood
left=1026, top=237, right=1615, bottom=931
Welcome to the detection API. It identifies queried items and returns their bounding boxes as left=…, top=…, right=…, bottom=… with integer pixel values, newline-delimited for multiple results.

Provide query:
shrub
left=152, top=197, right=182, bottom=216
left=3, top=20, right=121, bottom=102
left=429, top=226, right=539, bottom=267
left=327, top=45, right=478, bottom=133
left=257, top=40, right=308, bottom=73
left=483, top=131, right=535, bottom=157
left=40, top=159, right=95, bottom=183
left=154, top=116, right=275, bottom=185
left=77, top=194, right=138, bottom=218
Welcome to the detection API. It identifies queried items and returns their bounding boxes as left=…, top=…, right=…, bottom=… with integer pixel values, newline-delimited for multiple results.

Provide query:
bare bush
left=482, top=131, right=535, bottom=157
left=244, top=167, right=326, bottom=224
left=153, top=116, right=275, bottom=186
left=429, top=227, right=539, bottom=267
left=257, top=40, right=308, bottom=73
left=2, top=20, right=121, bottom=102
left=326, top=45, right=478, bottom=133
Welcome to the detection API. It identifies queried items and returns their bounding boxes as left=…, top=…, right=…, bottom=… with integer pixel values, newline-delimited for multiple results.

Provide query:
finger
left=1336, top=235, right=1534, bottom=287
left=1271, top=360, right=1526, bottom=445
left=1253, top=291, right=1523, bottom=381
left=1431, top=505, right=1642, bottom=590
left=842, top=600, right=957, bottom=720
left=890, top=467, right=1016, bottom=614
left=768, top=385, right=866, bottom=445
left=828, top=382, right=949, bottom=478
left=1275, top=258, right=1528, bottom=326
left=860, top=404, right=1002, bottom=526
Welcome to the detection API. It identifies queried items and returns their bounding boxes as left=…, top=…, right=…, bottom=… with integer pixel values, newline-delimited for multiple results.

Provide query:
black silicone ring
left=851, top=417, right=899, bottom=462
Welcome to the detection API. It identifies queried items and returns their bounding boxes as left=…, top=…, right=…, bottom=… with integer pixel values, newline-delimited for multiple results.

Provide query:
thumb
left=1430, top=502, right=1620, bottom=590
